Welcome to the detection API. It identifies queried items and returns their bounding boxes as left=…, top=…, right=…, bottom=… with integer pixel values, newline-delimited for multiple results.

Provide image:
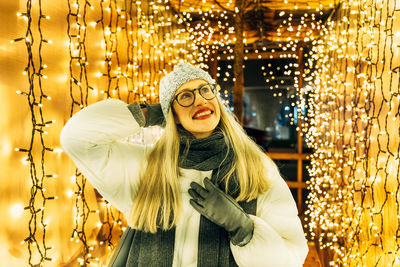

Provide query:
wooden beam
left=185, top=30, right=320, bottom=46
left=286, top=181, right=307, bottom=189
left=208, top=51, right=218, bottom=80
left=266, top=152, right=311, bottom=160
left=297, top=158, right=303, bottom=212
left=168, top=0, right=336, bottom=13
left=297, top=45, right=304, bottom=155
left=233, top=0, right=245, bottom=124
left=296, top=44, right=305, bottom=214
left=217, top=51, right=297, bottom=60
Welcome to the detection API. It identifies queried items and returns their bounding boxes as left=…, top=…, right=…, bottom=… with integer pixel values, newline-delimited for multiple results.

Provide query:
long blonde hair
left=128, top=97, right=272, bottom=233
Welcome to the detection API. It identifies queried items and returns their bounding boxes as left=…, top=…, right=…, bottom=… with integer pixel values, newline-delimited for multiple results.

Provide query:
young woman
left=61, top=63, right=309, bottom=266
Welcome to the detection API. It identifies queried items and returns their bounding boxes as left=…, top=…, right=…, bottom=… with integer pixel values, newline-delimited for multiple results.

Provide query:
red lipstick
left=192, top=108, right=213, bottom=119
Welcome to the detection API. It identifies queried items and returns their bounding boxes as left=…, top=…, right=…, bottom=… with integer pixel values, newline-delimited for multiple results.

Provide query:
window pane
left=217, top=59, right=299, bottom=152
left=302, top=160, right=311, bottom=181
left=302, top=188, right=311, bottom=211
left=274, top=160, right=297, bottom=182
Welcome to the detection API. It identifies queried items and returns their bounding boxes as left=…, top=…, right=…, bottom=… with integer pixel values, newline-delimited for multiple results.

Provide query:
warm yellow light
left=66, top=190, right=74, bottom=198
left=10, top=203, right=24, bottom=218
left=21, top=157, right=29, bottom=165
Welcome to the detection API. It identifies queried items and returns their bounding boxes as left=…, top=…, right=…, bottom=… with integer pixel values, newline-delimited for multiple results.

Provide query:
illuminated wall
left=305, top=0, right=400, bottom=266
left=3, top=0, right=385, bottom=265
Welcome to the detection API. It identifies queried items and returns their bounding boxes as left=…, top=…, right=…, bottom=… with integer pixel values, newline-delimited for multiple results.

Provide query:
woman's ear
left=174, top=115, right=180, bottom=124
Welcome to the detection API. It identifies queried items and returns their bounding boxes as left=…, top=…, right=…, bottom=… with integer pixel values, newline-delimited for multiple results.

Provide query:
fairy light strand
left=13, top=0, right=56, bottom=265
left=67, top=0, right=98, bottom=265
left=97, top=0, right=126, bottom=255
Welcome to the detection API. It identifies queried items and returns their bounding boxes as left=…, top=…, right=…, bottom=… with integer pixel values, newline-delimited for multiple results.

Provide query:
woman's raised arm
left=60, top=99, right=150, bottom=215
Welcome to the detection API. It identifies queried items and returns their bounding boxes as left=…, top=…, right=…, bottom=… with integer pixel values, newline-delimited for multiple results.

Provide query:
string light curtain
left=10, top=0, right=58, bottom=265
left=66, top=1, right=112, bottom=265
left=305, top=0, right=400, bottom=265
left=3, top=0, right=366, bottom=265
left=64, top=0, right=199, bottom=265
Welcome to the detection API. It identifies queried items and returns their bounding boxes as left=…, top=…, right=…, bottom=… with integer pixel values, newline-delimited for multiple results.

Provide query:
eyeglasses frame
left=173, top=83, right=218, bottom=107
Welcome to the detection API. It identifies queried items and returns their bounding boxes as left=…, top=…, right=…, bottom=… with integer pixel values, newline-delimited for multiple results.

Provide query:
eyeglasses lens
left=177, top=84, right=216, bottom=107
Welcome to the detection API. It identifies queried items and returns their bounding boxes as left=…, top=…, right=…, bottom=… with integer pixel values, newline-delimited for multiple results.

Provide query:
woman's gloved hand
left=188, top=177, right=254, bottom=247
left=141, top=103, right=165, bottom=127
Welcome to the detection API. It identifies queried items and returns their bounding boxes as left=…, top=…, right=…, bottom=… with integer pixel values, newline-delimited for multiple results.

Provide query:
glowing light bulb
left=10, top=203, right=24, bottom=218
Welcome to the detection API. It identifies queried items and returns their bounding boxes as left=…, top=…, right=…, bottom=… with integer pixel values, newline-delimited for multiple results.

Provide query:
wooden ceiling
left=168, top=0, right=338, bottom=44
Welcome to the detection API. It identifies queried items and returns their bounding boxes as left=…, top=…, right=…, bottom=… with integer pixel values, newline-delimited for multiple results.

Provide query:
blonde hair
left=128, top=97, right=272, bottom=233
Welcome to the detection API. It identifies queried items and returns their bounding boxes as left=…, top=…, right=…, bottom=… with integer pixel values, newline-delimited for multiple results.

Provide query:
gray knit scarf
left=125, top=127, right=257, bottom=267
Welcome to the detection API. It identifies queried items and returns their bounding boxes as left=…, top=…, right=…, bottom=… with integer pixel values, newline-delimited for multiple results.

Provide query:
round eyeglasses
left=174, top=83, right=217, bottom=107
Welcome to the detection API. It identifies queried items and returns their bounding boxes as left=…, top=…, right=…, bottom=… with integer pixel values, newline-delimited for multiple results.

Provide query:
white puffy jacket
left=60, top=99, right=309, bottom=267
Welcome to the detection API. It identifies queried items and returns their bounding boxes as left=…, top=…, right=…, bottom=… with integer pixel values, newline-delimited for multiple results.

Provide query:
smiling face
left=172, top=79, right=221, bottom=139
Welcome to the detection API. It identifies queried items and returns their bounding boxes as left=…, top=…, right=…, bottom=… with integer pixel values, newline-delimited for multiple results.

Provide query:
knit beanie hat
left=159, top=63, right=215, bottom=118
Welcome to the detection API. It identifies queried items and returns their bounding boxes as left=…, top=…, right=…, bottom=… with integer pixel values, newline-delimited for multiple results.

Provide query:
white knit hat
left=159, top=63, right=215, bottom=118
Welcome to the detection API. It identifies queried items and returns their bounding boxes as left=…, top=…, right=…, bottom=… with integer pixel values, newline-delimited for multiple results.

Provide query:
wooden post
left=296, top=44, right=304, bottom=214
left=208, top=51, right=218, bottom=81
left=233, top=0, right=244, bottom=124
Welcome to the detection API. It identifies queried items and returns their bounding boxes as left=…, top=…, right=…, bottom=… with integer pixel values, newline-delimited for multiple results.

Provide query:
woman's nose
left=193, top=90, right=207, bottom=106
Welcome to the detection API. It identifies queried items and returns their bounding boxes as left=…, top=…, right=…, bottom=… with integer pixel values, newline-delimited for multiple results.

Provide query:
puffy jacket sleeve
left=230, top=156, right=309, bottom=267
left=60, top=99, right=150, bottom=215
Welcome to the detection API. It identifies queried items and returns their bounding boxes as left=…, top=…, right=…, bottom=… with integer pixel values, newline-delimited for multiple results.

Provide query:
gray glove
left=141, top=103, right=165, bottom=127
left=188, top=177, right=254, bottom=246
